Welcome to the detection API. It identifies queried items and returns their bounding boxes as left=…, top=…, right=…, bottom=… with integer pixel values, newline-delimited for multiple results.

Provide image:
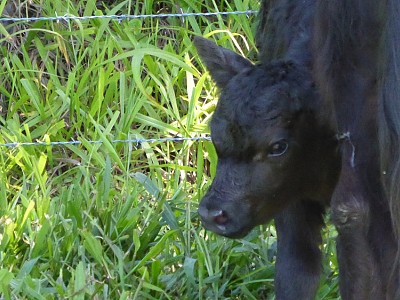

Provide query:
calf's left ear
left=194, top=36, right=253, bottom=89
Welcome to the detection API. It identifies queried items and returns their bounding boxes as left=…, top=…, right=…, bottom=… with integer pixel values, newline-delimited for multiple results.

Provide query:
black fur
left=314, top=0, right=400, bottom=298
left=196, top=0, right=400, bottom=298
left=196, top=1, right=338, bottom=298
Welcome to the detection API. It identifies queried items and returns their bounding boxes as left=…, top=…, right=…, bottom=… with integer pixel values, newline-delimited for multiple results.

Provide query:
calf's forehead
left=215, top=82, right=287, bottom=122
left=208, top=64, right=308, bottom=156
left=211, top=76, right=291, bottom=128
left=210, top=91, right=290, bottom=158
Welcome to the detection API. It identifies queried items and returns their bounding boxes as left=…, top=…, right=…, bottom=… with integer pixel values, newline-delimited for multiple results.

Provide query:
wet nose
left=198, top=206, right=228, bottom=225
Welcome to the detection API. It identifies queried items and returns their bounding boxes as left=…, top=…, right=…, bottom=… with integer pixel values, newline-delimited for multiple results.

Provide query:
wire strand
left=0, top=136, right=212, bottom=148
left=0, top=10, right=257, bottom=23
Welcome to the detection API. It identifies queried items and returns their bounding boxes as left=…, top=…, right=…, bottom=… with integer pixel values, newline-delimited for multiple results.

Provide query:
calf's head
left=195, top=37, right=338, bottom=238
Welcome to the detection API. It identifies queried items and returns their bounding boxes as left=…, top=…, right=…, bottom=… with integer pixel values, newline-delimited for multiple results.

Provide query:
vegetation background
left=0, top=0, right=339, bottom=299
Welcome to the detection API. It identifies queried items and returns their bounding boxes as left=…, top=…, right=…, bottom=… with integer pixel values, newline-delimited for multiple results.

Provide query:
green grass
left=0, top=0, right=339, bottom=298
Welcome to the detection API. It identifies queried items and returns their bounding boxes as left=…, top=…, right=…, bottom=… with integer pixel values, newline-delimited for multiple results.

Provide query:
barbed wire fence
left=0, top=137, right=212, bottom=148
left=0, top=9, right=257, bottom=149
left=0, top=10, right=257, bottom=23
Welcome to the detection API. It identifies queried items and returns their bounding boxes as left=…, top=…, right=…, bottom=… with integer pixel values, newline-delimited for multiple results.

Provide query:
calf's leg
left=331, top=161, right=383, bottom=300
left=274, top=200, right=325, bottom=300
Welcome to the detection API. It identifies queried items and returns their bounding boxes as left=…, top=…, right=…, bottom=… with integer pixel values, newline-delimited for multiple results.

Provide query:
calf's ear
left=194, top=36, right=253, bottom=89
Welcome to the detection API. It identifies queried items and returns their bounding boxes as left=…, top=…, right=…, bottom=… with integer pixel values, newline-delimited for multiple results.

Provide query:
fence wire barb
left=0, top=136, right=212, bottom=148
left=0, top=10, right=257, bottom=23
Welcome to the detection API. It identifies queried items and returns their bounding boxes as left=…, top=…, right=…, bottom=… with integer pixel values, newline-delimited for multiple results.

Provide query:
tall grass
left=0, top=0, right=339, bottom=298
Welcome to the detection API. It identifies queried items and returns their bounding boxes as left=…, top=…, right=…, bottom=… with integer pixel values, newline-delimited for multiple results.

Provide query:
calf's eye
left=268, top=141, right=288, bottom=157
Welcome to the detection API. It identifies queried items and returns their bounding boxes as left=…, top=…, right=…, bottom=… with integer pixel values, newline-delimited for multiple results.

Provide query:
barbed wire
left=0, top=10, right=257, bottom=23
left=0, top=136, right=212, bottom=148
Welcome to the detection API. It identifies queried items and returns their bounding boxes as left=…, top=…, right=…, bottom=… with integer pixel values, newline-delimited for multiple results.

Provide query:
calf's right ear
left=194, top=36, right=253, bottom=89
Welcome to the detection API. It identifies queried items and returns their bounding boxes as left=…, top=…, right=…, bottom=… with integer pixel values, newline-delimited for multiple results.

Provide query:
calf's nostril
left=213, top=210, right=228, bottom=225
left=198, top=206, right=229, bottom=225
